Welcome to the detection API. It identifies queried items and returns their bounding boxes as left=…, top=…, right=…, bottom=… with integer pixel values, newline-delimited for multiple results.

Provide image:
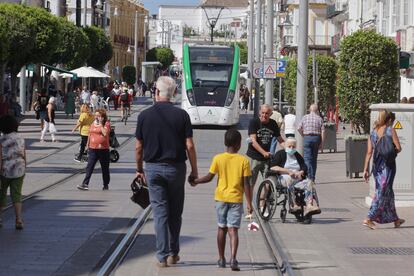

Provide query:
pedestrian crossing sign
left=393, top=121, right=402, bottom=129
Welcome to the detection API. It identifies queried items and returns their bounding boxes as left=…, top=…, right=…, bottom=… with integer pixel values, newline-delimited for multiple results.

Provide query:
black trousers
left=82, top=149, right=110, bottom=187
left=79, top=135, right=88, bottom=156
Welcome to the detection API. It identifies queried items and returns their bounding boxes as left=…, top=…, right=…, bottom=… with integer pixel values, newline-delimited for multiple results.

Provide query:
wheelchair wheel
left=110, top=150, right=119, bottom=162
left=280, top=209, right=287, bottom=223
left=256, top=179, right=277, bottom=221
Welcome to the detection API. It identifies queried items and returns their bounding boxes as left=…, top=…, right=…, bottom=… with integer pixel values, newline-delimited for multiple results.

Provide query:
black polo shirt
left=135, top=101, right=193, bottom=163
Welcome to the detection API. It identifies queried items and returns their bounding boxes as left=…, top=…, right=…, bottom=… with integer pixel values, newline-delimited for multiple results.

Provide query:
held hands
left=188, top=172, right=198, bottom=187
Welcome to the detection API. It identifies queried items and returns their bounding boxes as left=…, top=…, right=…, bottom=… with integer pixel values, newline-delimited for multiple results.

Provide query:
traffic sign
left=276, top=59, right=287, bottom=77
left=253, top=62, right=263, bottom=79
left=263, top=58, right=276, bottom=79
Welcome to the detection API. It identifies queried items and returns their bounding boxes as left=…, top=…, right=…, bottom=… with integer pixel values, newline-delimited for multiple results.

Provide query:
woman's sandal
left=394, top=219, right=405, bottom=228
left=363, top=220, right=376, bottom=230
left=15, top=220, right=24, bottom=230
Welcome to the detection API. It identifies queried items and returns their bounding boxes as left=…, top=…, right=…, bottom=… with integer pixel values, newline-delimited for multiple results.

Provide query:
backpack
left=374, top=131, right=397, bottom=166
left=120, top=91, right=128, bottom=102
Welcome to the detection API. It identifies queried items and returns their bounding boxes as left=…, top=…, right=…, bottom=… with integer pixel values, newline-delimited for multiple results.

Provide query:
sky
left=142, top=0, right=200, bottom=15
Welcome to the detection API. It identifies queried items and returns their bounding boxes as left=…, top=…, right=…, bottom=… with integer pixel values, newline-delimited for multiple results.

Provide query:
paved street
left=1, top=99, right=414, bottom=276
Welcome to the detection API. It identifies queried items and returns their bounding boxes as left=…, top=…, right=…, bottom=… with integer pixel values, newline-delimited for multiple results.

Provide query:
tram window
left=191, top=64, right=232, bottom=87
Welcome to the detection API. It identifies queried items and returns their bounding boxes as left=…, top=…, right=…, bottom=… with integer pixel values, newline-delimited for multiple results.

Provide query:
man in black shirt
left=247, top=104, right=284, bottom=192
left=135, top=76, right=198, bottom=267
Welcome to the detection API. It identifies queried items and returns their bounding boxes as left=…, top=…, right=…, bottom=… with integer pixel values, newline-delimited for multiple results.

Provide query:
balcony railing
left=283, top=35, right=332, bottom=47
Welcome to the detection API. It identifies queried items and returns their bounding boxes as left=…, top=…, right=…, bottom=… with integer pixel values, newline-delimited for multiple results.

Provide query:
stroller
left=76, top=126, right=120, bottom=163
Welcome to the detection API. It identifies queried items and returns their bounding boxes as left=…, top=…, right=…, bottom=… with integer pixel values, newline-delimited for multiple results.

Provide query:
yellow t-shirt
left=78, top=113, right=95, bottom=136
left=209, top=152, right=252, bottom=203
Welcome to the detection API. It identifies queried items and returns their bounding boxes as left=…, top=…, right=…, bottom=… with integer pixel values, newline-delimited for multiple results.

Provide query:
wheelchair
left=256, top=170, right=313, bottom=224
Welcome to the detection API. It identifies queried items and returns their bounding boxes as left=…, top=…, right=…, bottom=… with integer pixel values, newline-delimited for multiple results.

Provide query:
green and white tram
left=181, top=44, right=240, bottom=126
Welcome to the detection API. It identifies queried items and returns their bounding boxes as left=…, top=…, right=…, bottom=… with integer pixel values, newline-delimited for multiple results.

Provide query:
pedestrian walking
left=72, top=104, right=95, bottom=162
left=135, top=76, right=198, bottom=267
left=34, top=88, right=49, bottom=130
left=283, top=107, right=296, bottom=138
left=80, top=86, right=91, bottom=105
left=297, top=104, right=324, bottom=181
left=191, top=129, right=252, bottom=271
left=65, top=89, right=76, bottom=119
left=362, top=110, right=405, bottom=229
left=247, top=104, right=284, bottom=200
left=111, top=84, right=121, bottom=110
left=40, top=97, right=57, bottom=142
left=77, top=109, right=111, bottom=191
left=90, top=91, right=99, bottom=111
left=0, top=115, right=26, bottom=230
left=269, top=105, right=284, bottom=154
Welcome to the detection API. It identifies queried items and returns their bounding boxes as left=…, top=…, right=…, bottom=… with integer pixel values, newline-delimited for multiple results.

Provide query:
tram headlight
left=187, top=89, right=195, bottom=105
left=225, top=89, right=235, bottom=107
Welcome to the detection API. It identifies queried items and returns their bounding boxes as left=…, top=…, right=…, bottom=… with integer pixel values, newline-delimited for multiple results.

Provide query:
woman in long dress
left=65, top=90, right=76, bottom=118
left=363, top=110, right=405, bottom=229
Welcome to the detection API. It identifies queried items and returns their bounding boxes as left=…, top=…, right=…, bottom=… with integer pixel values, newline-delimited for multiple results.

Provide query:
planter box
left=322, top=124, right=337, bottom=152
left=345, top=136, right=368, bottom=178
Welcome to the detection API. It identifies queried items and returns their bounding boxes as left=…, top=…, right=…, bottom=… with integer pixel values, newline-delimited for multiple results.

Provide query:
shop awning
left=41, top=64, right=78, bottom=79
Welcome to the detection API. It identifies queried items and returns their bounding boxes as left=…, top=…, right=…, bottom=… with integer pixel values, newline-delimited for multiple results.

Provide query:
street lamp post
left=295, top=0, right=309, bottom=155
left=247, top=0, right=254, bottom=110
left=264, top=0, right=274, bottom=106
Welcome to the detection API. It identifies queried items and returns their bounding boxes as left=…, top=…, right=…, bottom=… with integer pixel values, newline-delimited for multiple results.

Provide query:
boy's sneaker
left=102, top=185, right=109, bottom=190
left=77, top=184, right=89, bottom=190
left=230, top=259, right=240, bottom=271
left=74, top=156, right=82, bottom=163
left=217, top=258, right=226, bottom=268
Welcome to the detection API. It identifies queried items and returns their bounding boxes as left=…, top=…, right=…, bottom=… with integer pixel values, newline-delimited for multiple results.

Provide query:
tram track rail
left=96, top=206, right=152, bottom=276
left=253, top=207, right=296, bottom=276
left=4, top=107, right=145, bottom=212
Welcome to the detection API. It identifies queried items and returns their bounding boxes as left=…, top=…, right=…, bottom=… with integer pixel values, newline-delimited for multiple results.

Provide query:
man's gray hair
left=156, top=76, right=177, bottom=99
left=261, top=104, right=272, bottom=111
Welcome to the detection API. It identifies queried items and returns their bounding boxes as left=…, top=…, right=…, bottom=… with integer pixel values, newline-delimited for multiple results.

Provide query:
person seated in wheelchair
left=269, top=137, right=321, bottom=217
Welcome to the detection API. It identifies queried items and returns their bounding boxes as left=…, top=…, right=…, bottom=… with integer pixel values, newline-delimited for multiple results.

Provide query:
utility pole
left=295, top=0, right=309, bottom=155
left=312, top=49, right=318, bottom=105
left=247, top=0, right=254, bottom=110
left=83, top=0, right=87, bottom=27
left=134, top=11, right=138, bottom=69
left=76, top=0, right=82, bottom=26
left=264, top=0, right=274, bottom=106
left=254, top=0, right=262, bottom=118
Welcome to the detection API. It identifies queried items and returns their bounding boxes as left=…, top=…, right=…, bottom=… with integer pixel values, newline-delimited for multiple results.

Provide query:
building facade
left=283, top=0, right=335, bottom=55
left=66, top=0, right=148, bottom=80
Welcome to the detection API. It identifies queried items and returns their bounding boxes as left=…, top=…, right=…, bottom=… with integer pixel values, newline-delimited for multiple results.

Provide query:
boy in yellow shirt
left=192, top=129, right=252, bottom=271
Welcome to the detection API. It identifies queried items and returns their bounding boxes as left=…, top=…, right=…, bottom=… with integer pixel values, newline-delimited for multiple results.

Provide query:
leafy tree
left=22, top=5, right=61, bottom=65
left=51, top=18, right=90, bottom=69
left=84, top=25, right=113, bottom=69
left=284, top=54, right=337, bottom=115
left=146, top=47, right=175, bottom=69
left=230, top=42, right=247, bottom=64
left=337, top=30, right=399, bottom=133
left=183, top=25, right=193, bottom=37
left=122, top=65, right=136, bottom=85
left=0, top=4, right=36, bottom=95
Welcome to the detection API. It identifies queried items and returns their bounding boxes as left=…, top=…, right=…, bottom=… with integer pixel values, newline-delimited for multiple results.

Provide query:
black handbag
left=130, top=176, right=150, bottom=209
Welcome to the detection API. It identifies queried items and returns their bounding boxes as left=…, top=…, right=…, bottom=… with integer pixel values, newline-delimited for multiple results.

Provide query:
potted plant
left=321, top=122, right=337, bottom=153
left=345, top=134, right=368, bottom=178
